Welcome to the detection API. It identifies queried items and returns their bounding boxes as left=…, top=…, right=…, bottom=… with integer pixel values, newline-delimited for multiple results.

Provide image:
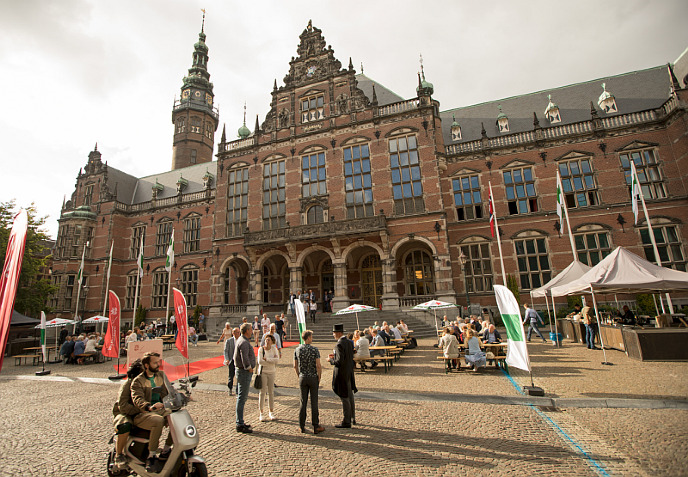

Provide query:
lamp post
left=459, top=251, right=470, bottom=312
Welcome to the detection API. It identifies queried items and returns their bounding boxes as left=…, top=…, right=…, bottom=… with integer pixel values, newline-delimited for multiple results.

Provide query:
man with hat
left=328, top=323, right=357, bottom=428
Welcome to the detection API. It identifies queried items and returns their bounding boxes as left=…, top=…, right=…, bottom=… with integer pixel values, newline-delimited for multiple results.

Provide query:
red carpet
left=113, top=341, right=300, bottom=381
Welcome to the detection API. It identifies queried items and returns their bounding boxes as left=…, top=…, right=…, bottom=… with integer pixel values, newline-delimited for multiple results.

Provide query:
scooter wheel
left=177, top=462, right=208, bottom=477
left=106, top=450, right=129, bottom=477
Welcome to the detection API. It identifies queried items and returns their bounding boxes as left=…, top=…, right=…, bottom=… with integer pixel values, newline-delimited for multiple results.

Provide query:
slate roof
left=356, top=74, right=405, bottom=106
left=439, top=66, right=673, bottom=146
left=106, top=162, right=217, bottom=205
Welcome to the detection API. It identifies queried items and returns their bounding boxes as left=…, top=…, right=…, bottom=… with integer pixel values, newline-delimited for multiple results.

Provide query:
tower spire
left=201, top=8, right=206, bottom=33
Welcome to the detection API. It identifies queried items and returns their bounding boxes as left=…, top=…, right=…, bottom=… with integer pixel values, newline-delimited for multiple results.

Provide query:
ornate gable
left=283, top=20, right=344, bottom=89
left=450, top=167, right=482, bottom=177
left=499, top=159, right=535, bottom=170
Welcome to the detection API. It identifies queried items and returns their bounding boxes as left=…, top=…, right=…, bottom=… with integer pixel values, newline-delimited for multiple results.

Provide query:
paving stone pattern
left=0, top=337, right=686, bottom=476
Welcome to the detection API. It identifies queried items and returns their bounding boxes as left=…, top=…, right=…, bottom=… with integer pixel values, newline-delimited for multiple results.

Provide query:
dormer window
left=177, top=175, right=188, bottom=194
left=496, top=106, right=509, bottom=133
left=301, top=94, right=324, bottom=123
left=597, top=83, right=618, bottom=114
left=544, top=94, right=561, bottom=124
left=451, top=114, right=462, bottom=141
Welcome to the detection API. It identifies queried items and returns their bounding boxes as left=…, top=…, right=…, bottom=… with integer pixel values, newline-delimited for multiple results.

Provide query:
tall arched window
left=181, top=265, right=199, bottom=307
left=459, top=237, right=493, bottom=293
left=405, top=250, right=434, bottom=296
left=307, top=205, right=324, bottom=224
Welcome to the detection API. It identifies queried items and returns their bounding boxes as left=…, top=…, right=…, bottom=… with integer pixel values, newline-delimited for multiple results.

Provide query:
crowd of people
left=288, top=289, right=335, bottom=321
left=437, top=315, right=502, bottom=371
left=58, top=328, right=105, bottom=364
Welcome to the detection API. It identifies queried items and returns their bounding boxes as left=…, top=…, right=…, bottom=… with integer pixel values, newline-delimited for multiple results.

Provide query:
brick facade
left=50, top=22, right=688, bottom=330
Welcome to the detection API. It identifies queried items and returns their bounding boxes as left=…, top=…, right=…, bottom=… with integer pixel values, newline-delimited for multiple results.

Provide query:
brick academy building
left=49, top=22, right=688, bottom=332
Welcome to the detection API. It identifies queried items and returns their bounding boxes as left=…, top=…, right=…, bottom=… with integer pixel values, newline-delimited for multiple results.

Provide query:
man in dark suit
left=328, top=323, right=356, bottom=428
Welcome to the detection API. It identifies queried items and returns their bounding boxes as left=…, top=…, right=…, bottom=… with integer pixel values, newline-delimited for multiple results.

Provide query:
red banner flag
left=172, top=288, right=188, bottom=358
left=102, top=291, right=121, bottom=358
left=0, top=210, right=28, bottom=371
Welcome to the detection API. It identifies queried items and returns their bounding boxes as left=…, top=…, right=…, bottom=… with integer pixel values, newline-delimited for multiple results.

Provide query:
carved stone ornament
left=279, top=109, right=290, bottom=129
left=282, top=21, right=343, bottom=89
left=299, top=195, right=329, bottom=213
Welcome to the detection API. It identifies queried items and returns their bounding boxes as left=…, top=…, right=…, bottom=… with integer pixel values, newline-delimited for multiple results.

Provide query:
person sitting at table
left=84, top=334, right=98, bottom=353
left=469, top=315, right=482, bottom=333
left=370, top=329, right=385, bottom=359
left=567, top=304, right=582, bottom=321
left=354, top=331, right=376, bottom=369
left=378, top=325, right=391, bottom=346
left=389, top=324, right=403, bottom=341
left=60, top=336, right=75, bottom=364
left=482, top=324, right=502, bottom=344
left=439, top=327, right=460, bottom=369
left=451, top=324, right=463, bottom=345
left=616, top=306, right=637, bottom=326
left=73, top=336, right=86, bottom=365
left=464, top=329, right=486, bottom=372
left=399, top=320, right=409, bottom=334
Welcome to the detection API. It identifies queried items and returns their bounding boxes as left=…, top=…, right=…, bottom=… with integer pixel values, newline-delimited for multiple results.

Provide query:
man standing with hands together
left=328, top=323, right=357, bottom=428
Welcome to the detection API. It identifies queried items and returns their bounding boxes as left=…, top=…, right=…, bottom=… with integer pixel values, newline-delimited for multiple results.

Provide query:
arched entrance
left=223, top=260, right=248, bottom=305
left=261, top=255, right=289, bottom=309
left=394, top=241, right=436, bottom=301
left=301, top=249, right=334, bottom=307
left=361, top=254, right=382, bottom=308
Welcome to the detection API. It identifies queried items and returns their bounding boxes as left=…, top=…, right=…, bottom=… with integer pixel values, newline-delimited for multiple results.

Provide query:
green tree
left=0, top=201, right=57, bottom=317
left=506, top=274, right=520, bottom=304
left=134, top=304, right=147, bottom=328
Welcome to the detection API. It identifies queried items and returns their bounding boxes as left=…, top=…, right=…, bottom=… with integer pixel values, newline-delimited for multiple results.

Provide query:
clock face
left=182, top=90, right=190, bottom=99
left=194, top=90, right=201, bottom=98
left=206, top=93, right=213, bottom=106
left=306, top=65, right=317, bottom=78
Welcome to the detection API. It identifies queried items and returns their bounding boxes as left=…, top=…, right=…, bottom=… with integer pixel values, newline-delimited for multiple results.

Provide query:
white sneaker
left=269, top=412, right=276, bottom=421
left=259, top=413, right=266, bottom=422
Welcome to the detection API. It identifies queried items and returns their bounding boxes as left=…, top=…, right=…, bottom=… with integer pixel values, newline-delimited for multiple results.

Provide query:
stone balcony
left=244, top=214, right=387, bottom=246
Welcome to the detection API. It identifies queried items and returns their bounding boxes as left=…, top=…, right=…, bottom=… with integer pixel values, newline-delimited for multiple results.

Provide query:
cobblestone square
left=1, top=338, right=686, bottom=476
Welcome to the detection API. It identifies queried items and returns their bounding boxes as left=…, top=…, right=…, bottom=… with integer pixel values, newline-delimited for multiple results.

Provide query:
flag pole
left=632, top=162, right=673, bottom=312
left=102, top=241, right=113, bottom=317
left=73, top=241, right=88, bottom=334
left=165, top=228, right=175, bottom=333
left=489, top=182, right=507, bottom=286
left=557, top=171, right=578, bottom=262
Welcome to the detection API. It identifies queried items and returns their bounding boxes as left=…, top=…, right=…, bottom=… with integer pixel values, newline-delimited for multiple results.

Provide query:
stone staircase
left=206, top=309, right=440, bottom=342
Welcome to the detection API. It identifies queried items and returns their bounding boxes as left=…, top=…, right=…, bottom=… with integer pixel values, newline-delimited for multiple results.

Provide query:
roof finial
left=201, top=8, right=206, bottom=33
left=419, top=53, right=425, bottom=81
left=361, top=62, right=364, bottom=74
left=243, top=101, right=247, bottom=125
left=94, top=142, right=98, bottom=152
left=307, top=19, right=312, bottom=31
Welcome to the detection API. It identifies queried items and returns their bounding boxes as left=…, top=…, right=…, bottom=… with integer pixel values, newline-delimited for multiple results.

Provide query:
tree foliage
left=0, top=200, right=57, bottom=317
left=506, top=274, right=520, bottom=304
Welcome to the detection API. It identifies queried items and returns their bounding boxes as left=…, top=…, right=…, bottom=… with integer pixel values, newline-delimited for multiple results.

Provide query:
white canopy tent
left=530, top=260, right=592, bottom=338
left=549, top=246, right=688, bottom=364
left=550, top=247, right=688, bottom=297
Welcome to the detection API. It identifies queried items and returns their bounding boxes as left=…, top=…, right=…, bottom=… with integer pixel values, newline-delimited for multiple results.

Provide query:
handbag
left=253, top=348, right=264, bottom=390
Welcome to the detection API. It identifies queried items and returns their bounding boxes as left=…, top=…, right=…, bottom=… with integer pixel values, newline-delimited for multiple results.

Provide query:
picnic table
left=437, top=342, right=508, bottom=372
left=21, top=346, right=58, bottom=365
left=160, top=335, right=175, bottom=350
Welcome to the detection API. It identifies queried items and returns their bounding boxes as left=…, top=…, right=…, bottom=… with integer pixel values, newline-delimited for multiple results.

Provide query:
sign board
left=126, top=339, right=164, bottom=368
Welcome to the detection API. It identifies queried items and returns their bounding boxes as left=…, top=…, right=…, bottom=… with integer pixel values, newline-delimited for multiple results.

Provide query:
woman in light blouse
left=258, top=334, right=281, bottom=422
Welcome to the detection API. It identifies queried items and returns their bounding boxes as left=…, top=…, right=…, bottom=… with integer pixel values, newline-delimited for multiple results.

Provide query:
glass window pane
left=389, top=140, right=397, bottom=153
left=526, top=240, right=535, bottom=254
left=523, top=168, right=533, bottom=181
left=407, top=135, right=417, bottom=149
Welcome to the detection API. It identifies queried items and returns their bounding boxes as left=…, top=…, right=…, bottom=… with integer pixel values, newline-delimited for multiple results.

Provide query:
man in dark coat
left=328, top=323, right=356, bottom=428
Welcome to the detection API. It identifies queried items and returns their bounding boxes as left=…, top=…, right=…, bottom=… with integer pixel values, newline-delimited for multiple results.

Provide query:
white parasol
left=412, top=300, right=458, bottom=335
left=334, top=304, right=377, bottom=331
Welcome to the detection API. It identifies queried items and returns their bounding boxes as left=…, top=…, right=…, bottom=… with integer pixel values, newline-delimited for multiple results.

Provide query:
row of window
left=228, top=135, right=424, bottom=235
left=453, top=148, right=665, bottom=222
left=129, top=215, right=202, bottom=260
left=461, top=223, right=685, bottom=293
left=175, top=117, right=214, bottom=139
left=55, top=224, right=93, bottom=259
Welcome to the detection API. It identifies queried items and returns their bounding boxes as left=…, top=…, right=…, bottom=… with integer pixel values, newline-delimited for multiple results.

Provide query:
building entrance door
left=361, top=255, right=382, bottom=308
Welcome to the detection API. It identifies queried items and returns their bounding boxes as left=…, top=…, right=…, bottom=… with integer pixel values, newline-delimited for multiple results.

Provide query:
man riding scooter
left=131, top=352, right=174, bottom=473
left=112, top=359, right=144, bottom=470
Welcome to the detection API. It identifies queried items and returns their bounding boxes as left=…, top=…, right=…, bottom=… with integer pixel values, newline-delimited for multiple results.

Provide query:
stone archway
left=261, top=254, right=289, bottom=310
left=344, top=245, right=382, bottom=308
left=395, top=240, right=436, bottom=304
left=222, top=258, right=249, bottom=306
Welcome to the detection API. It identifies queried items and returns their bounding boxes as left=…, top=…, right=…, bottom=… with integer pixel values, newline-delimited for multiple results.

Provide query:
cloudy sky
left=1, top=0, right=686, bottom=239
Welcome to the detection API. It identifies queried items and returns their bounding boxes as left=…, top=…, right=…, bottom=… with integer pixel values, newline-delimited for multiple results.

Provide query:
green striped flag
left=76, top=245, right=86, bottom=287
left=136, top=239, right=144, bottom=278
left=294, top=299, right=306, bottom=343
left=165, top=228, right=174, bottom=273
left=556, top=170, right=564, bottom=227
left=630, top=161, right=640, bottom=225
left=494, top=285, right=531, bottom=372
left=40, top=311, right=47, bottom=364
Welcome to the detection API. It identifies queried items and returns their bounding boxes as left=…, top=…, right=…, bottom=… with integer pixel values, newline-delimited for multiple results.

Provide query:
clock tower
left=171, top=17, right=219, bottom=170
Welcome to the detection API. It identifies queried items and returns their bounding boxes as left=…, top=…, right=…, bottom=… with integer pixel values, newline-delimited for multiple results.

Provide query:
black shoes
left=236, top=424, right=253, bottom=433
left=158, top=448, right=171, bottom=461
left=353, top=419, right=357, bottom=425
left=335, top=423, right=351, bottom=428
left=145, top=457, right=162, bottom=473
left=301, top=427, right=306, bottom=433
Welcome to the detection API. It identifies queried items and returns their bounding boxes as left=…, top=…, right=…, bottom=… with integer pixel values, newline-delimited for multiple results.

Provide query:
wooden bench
left=437, top=356, right=462, bottom=373
left=354, top=356, right=395, bottom=373
left=162, top=339, right=176, bottom=350
left=486, top=352, right=508, bottom=371
left=14, top=354, right=40, bottom=366
left=75, top=352, right=98, bottom=364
